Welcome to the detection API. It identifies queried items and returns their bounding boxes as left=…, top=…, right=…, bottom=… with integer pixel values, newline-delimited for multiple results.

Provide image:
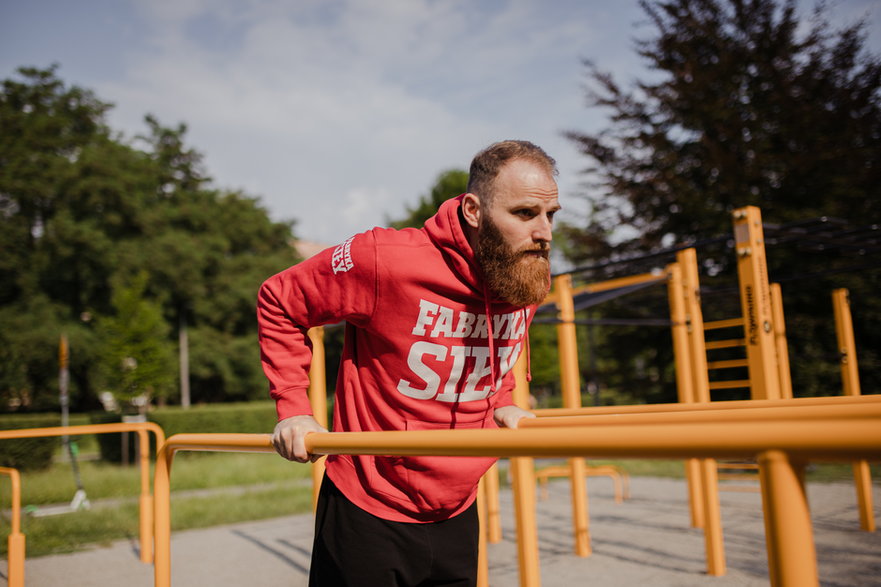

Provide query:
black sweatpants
left=309, top=475, right=479, bottom=587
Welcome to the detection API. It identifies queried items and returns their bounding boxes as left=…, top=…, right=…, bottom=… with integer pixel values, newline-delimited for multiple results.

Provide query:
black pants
left=309, top=475, right=479, bottom=587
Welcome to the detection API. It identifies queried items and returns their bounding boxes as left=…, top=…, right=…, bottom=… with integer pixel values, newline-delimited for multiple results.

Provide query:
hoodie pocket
left=388, top=415, right=497, bottom=515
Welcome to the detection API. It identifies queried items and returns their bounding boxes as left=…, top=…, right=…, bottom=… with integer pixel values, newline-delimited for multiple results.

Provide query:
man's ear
left=461, top=193, right=481, bottom=229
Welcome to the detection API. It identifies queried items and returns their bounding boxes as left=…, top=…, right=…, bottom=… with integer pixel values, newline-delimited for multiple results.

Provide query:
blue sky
left=2, top=0, right=878, bottom=245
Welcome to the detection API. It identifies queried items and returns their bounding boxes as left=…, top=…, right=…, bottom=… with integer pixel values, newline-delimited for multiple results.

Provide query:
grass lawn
left=1, top=450, right=877, bottom=559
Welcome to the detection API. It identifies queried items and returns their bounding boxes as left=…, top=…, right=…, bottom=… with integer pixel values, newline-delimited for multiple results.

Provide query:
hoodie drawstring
left=483, top=288, right=498, bottom=394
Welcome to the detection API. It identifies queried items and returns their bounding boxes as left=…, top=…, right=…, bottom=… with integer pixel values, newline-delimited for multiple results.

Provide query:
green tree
left=563, top=0, right=881, bottom=401
left=389, top=169, right=468, bottom=229
left=94, top=272, right=175, bottom=409
left=0, top=66, right=298, bottom=410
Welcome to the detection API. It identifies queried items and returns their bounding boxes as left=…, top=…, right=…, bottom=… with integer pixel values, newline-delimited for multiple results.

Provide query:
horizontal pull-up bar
left=522, top=401, right=881, bottom=430
left=532, top=394, right=881, bottom=418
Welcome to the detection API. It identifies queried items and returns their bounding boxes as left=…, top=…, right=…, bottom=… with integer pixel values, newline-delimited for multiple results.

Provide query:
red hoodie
left=257, top=195, right=534, bottom=522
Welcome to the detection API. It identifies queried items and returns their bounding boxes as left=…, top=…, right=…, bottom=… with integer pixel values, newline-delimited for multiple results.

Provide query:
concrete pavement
left=5, top=476, right=880, bottom=586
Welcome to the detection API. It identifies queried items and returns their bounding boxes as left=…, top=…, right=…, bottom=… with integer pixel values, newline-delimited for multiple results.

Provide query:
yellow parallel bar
left=153, top=420, right=881, bottom=586
left=708, top=380, right=751, bottom=390
left=0, top=422, right=164, bottom=564
left=704, top=318, right=745, bottom=330
left=533, top=394, right=881, bottom=418
left=705, top=338, right=746, bottom=350
left=707, top=359, right=749, bottom=370
left=0, top=467, right=24, bottom=587
left=525, top=402, right=881, bottom=428
left=484, top=463, right=502, bottom=543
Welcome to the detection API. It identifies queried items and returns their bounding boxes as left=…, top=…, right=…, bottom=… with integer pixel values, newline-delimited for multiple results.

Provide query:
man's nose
left=532, top=216, right=553, bottom=242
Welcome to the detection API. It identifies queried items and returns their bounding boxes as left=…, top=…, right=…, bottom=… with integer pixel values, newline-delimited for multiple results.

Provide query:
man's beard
left=476, top=215, right=551, bottom=307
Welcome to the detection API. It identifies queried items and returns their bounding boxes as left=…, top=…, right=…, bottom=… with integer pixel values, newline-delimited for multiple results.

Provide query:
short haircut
left=466, top=140, right=557, bottom=205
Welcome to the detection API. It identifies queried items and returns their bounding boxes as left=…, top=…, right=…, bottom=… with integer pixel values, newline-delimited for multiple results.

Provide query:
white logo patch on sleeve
left=331, top=237, right=355, bottom=274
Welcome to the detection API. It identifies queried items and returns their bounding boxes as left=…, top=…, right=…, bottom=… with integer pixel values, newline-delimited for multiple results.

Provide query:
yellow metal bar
left=307, top=327, right=328, bottom=511
left=510, top=354, right=541, bottom=587
left=853, top=460, right=876, bottom=532
left=0, top=422, right=164, bottom=564
left=152, top=418, right=881, bottom=586
left=484, top=463, right=502, bottom=543
left=0, top=467, right=24, bottom=587
left=705, top=338, right=747, bottom=350
left=770, top=284, right=793, bottom=399
left=570, top=271, right=668, bottom=296
left=477, top=477, right=489, bottom=587
left=732, top=206, right=782, bottom=400
left=706, top=359, right=749, bottom=370
left=667, top=257, right=705, bottom=529
left=678, top=248, right=711, bottom=404
left=667, top=262, right=695, bottom=404
left=708, top=380, right=751, bottom=390
left=832, top=289, right=861, bottom=397
left=678, top=247, right=724, bottom=565
left=831, top=289, right=875, bottom=531
left=704, top=317, right=746, bottom=330
left=533, top=394, right=881, bottom=418
left=527, top=401, right=881, bottom=427
left=553, top=274, right=591, bottom=557
left=699, top=458, right=726, bottom=575
left=758, top=451, right=817, bottom=587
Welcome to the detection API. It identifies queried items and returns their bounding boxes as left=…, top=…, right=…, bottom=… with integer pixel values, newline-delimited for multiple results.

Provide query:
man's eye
left=515, top=209, right=534, bottom=218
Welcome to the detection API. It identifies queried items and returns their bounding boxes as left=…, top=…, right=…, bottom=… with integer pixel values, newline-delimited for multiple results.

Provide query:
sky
left=2, top=0, right=879, bottom=247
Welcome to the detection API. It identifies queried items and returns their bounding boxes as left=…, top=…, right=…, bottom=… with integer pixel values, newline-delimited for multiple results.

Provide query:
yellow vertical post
left=770, top=284, right=793, bottom=399
left=678, top=248, right=726, bottom=574
left=833, top=289, right=861, bottom=397
left=732, top=206, right=782, bottom=401
left=485, top=462, right=502, bottom=543
left=137, top=428, right=154, bottom=563
left=667, top=261, right=703, bottom=529
left=477, top=477, right=489, bottom=587
left=832, top=289, right=875, bottom=532
left=757, top=451, right=818, bottom=587
left=510, top=353, right=541, bottom=587
left=307, top=327, right=328, bottom=511
left=1, top=467, right=25, bottom=587
left=554, top=274, right=592, bottom=557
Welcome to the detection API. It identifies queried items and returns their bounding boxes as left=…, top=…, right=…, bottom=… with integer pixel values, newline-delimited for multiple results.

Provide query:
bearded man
left=258, top=140, right=560, bottom=587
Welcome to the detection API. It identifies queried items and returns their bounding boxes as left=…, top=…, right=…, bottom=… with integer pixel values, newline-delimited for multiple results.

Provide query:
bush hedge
left=89, top=401, right=279, bottom=463
left=0, top=413, right=61, bottom=471
left=2, top=402, right=283, bottom=466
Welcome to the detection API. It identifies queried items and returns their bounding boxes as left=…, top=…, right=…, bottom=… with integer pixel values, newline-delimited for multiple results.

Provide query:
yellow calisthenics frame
left=0, top=420, right=166, bottom=579
left=0, top=466, right=24, bottom=587
left=150, top=380, right=881, bottom=587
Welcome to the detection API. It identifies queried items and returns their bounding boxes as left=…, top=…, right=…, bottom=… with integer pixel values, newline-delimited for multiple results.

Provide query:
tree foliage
left=562, top=0, right=880, bottom=402
left=388, top=169, right=468, bottom=229
left=0, top=66, right=299, bottom=412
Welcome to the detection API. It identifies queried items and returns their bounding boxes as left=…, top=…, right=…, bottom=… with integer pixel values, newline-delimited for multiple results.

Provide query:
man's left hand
left=493, top=405, right=536, bottom=429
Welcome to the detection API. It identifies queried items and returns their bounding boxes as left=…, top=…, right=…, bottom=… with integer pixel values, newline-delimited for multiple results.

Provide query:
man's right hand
left=271, top=415, right=328, bottom=463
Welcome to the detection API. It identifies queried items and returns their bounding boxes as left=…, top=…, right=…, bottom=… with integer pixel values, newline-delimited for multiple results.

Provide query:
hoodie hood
left=422, top=195, right=481, bottom=292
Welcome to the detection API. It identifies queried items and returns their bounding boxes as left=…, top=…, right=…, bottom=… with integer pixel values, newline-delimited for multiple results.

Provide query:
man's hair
left=466, top=140, right=557, bottom=205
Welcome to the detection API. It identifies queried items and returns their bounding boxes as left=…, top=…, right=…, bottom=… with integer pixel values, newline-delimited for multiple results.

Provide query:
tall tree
left=0, top=66, right=298, bottom=411
left=563, top=0, right=881, bottom=401
left=565, top=0, right=880, bottom=254
left=388, top=169, right=468, bottom=229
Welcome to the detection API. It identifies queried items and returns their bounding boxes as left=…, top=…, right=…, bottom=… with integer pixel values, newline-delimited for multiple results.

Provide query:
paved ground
left=4, top=476, right=880, bottom=586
